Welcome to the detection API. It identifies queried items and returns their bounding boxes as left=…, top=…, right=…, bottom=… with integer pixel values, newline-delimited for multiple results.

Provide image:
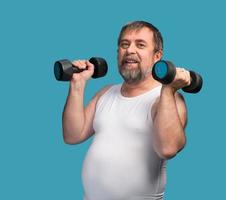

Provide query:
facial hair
left=119, top=63, right=148, bottom=84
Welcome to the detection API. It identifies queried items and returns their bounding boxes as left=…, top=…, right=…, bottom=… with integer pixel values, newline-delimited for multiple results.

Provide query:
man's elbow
left=158, top=148, right=178, bottom=159
left=157, top=143, right=186, bottom=160
left=63, top=132, right=82, bottom=145
left=64, top=138, right=77, bottom=145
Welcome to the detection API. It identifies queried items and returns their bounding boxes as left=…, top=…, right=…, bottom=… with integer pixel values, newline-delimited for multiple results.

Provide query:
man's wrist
left=69, top=79, right=86, bottom=94
left=161, top=85, right=177, bottom=96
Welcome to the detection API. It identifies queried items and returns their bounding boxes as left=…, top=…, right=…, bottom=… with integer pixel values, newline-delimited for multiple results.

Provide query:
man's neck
left=121, top=77, right=161, bottom=97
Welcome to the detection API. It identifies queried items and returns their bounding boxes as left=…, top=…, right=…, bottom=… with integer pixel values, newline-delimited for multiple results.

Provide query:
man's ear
left=154, top=50, right=163, bottom=62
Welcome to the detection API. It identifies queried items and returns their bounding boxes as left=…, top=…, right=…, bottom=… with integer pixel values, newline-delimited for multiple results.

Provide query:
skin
left=62, top=27, right=190, bottom=159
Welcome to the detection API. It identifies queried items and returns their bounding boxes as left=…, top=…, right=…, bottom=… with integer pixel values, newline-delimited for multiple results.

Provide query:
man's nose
left=126, top=43, right=136, bottom=53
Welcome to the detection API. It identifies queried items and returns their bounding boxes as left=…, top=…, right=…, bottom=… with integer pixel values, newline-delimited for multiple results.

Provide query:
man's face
left=117, top=27, right=162, bottom=84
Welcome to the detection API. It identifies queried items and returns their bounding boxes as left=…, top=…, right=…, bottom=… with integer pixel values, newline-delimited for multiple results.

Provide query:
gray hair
left=117, top=21, right=163, bottom=52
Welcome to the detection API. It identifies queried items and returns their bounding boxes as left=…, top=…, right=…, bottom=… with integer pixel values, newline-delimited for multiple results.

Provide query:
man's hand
left=71, top=60, right=95, bottom=83
left=163, top=67, right=191, bottom=93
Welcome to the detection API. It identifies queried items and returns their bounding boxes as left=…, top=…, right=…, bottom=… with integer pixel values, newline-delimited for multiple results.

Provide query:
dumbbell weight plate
left=152, top=60, right=176, bottom=84
left=54, top=59, right=74, bottom=81
left=182, top=71, right=203, bottom=93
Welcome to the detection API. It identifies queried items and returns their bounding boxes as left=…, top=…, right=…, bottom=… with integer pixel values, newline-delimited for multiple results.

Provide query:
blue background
left=1, top=0, right=225, bottom=199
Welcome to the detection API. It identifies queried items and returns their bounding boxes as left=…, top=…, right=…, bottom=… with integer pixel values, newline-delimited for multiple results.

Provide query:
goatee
left=119, top=65, right=144, bottom=84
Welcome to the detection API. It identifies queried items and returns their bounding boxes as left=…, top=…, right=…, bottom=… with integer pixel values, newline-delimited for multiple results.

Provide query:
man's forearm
left=153, top=86, right=186, bottom=159
left=62, top=81, right=86, bottom=143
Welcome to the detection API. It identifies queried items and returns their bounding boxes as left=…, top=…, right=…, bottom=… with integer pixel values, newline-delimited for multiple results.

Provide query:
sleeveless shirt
left=82, top=84, right=166, bottom=200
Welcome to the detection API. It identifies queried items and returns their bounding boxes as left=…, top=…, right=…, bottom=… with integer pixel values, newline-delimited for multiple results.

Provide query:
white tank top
left=82, top=84, right=166, bottom=200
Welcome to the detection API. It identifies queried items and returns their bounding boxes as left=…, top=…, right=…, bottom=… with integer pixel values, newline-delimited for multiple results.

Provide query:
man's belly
left=81, top=136, right=164, bottom=200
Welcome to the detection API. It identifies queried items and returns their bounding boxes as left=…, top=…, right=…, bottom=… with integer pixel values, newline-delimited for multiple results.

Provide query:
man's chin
left=122, top=63, right=139, bottom=70
left=121, top=74, right=143, bottom=85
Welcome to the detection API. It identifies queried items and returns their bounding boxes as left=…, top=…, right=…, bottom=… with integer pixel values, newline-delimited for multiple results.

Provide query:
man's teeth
left=125, top=60, right=137, bottom=63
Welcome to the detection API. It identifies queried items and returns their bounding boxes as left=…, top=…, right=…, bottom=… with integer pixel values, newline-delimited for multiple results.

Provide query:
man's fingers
left=85, top=61, right=94, bottom=71
left=72, top=60, right=87, bottom=69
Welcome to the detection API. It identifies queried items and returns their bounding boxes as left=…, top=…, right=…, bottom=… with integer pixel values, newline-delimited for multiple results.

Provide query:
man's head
left=117, top=21, right=163, bottom=84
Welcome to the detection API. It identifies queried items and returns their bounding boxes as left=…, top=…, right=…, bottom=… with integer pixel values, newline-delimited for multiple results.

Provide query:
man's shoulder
left=92, top=84, right=115, bottom=101
left=99, top=84, right=114, bottom=96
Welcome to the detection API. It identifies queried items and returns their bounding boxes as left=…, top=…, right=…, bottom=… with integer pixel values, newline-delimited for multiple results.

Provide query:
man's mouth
left=123, top=58, right=139, bottom=65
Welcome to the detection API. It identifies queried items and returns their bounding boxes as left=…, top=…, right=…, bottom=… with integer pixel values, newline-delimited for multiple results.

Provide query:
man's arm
left=62, top=83, right=110, bottom=144
left=151, top=68, right=190, bottom=159
left=62, top=59, right=110, bottom=144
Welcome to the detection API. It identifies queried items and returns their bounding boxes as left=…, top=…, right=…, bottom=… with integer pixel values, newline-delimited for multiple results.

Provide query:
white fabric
left=82, top=84, right=166, bottom=200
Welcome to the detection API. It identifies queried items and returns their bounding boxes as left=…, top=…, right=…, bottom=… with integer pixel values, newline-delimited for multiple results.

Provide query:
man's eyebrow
left=119, top=39, right=130, bottom=43
left=135, top=39, right=147, bottom=43
left=119, top=39, right=147, bottom=43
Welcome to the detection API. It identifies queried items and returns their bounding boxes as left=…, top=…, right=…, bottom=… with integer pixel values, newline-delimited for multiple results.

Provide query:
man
left=62, top=21, right=190, bottom=200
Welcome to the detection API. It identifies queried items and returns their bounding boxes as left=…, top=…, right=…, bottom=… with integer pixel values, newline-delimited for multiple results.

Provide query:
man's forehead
left=120, top=27, right=154, bottom=41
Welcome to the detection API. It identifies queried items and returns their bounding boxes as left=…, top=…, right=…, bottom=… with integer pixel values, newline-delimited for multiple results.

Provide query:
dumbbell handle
left=152, top=60, right=203, bottom=93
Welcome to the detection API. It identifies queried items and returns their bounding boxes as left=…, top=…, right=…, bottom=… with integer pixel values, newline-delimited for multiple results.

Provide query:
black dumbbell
left=54, top=57, right=108, bottom=81
left=152, top=60, right=203, bottom=93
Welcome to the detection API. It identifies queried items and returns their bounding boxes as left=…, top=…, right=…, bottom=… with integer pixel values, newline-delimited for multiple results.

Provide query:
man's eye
left=120, top=43, right=129, bottom=49
left=137, top=43, right=146, bottom=48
